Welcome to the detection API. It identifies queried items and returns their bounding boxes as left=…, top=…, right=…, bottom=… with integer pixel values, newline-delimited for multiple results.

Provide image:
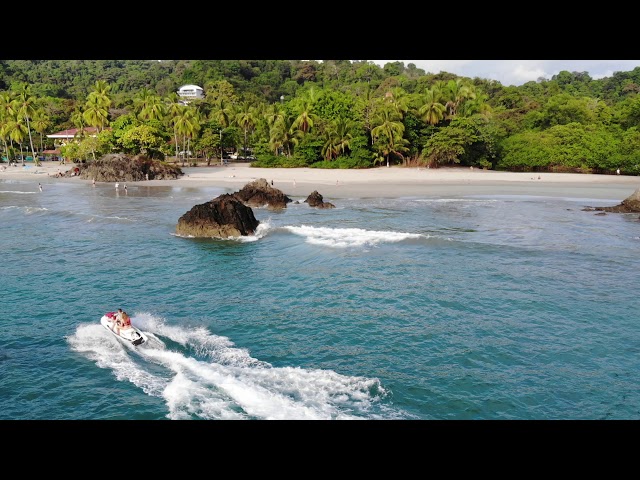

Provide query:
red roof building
left=47, top=127, right=102, bottom=142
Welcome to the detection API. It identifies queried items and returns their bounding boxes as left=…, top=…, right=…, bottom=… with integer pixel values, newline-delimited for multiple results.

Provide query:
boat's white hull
left=100, top=314, right=147, bottom=346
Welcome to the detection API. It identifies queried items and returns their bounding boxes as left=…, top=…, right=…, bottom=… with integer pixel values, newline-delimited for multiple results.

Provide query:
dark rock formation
left=176, top=193, right=259, bottom=238
left=233, top=178, right=292, bottom=209
left=588, top=188, right=640, bottom=213
left=304, top=190, right=335, bottom=209
left=75, top=154, right=183, bottom=182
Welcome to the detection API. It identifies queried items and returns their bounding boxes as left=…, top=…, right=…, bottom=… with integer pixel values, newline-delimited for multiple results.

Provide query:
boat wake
left=68, top=312, right=406, bottom=420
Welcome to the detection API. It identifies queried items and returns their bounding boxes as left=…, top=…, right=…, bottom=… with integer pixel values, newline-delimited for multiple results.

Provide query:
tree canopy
left=1, top=60, right=639, bottom=174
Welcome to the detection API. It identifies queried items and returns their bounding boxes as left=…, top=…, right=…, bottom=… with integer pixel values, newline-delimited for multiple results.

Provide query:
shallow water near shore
left=1, top=179, right=639, bottom=420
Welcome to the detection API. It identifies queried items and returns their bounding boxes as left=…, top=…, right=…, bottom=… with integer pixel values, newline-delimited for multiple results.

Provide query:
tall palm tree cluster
left=0, top=85, right=50, bottom=166
left=0, top=76, right=491, bottom=169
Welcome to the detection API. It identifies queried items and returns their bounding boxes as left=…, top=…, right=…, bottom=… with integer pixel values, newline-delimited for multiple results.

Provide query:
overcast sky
left=371, top=60, right=640, bottom=87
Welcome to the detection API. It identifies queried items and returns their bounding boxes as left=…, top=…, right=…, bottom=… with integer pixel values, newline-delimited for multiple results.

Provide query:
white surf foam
left=68, top=313, right=399, bottom=420
left=283, top=225, right=424, bottom=248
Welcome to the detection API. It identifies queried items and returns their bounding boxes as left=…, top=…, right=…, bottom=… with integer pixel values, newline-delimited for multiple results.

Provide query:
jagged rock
left=592, top=188, right=640, bottom=213
left=233, top=178, right=292, bottom=209
left=176, top=193, right=259, bottom=238
left=74, top=154, right=183, bottom=182
left=304, top=190, right=335, bottom=209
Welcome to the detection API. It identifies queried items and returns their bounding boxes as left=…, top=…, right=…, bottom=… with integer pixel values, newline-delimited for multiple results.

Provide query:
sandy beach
left=2, top=161, right=639, bottom=200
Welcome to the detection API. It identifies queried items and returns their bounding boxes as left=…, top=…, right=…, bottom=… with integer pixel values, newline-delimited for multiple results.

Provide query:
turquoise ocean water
left=1, top=176, right=639, bottom=420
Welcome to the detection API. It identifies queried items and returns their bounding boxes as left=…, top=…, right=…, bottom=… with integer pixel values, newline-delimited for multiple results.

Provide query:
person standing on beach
left=38, top=183, right=42, bottom=192
left=92, top=178, right=96, bottom=187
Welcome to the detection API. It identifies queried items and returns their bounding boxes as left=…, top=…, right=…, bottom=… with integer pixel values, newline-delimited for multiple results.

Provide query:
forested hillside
left=1, top=59, right=639, bottom=174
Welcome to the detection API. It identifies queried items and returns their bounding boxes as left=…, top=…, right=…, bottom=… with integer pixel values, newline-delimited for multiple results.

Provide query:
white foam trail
left=415, top=198, right=497, bottom=203
left=0, top=190, right=38, bottom=194
left=133, top=312, right=265, bottom=367
left=142, top=348, right=379, bottom=420
left=283, top=225, right=424, bottom=248
left=24, top=207, right=49, bottom=214
left=68, top=323, right=169, bottom=398
left=69, top=314, right=397, bottom=420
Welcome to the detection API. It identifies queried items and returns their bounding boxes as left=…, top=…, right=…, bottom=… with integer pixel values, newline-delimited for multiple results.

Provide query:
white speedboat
left=100, top=312, right=148, bottom=346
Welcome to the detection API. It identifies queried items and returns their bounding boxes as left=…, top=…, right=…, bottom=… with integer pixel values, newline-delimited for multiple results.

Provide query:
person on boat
left=113, top=308, right=126, bottom=334
left=120, top=311, right=132, bottom=329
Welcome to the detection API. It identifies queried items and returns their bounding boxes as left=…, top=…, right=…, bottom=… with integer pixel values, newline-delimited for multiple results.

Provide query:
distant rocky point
left=583, top=188, right=640, bottom=213
left=234, top=178, right=292, bottom=209
left=74, top=154, right=183, bottom=182
left=304, top=190, right=335, bottom=209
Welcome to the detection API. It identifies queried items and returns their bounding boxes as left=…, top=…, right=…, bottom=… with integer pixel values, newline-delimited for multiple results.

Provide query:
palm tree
left=211, top=98, right=233, bottom=129
left=335, top=117, right=353, bottom=154
left=264, top=102, right=286, bottom=130
left=92, top=81, right=111, bottom=104
left=269, top=114, right=300, bottom=157
left=444, top=79, right=475, bottom=120
left=458, top=91, right=492, bottom=118
left=371, top=106, right=406, bottom=168
left=83, top=95, right=109, bottom=134
left=8, top=118, right=28, bottom=164
left=136, top=89, right=166, bottom=122
left=0, top=92, right=17, bottom=162
left=91, top=80, right=112, bottom=100
left=210, top=98, right=234, bottom=163
left=165, top=92, right=184, bottom=161
left=234, top=101, right=258, bottom=158
left=31, top=112, right=52, bottom=154
left=268, top=126, right=285, bottom=156
left=133, top=88, right=155, bottom=118
left=85, top=81, right=111, bottom=132
left=0, top=122, right=11, bottom=162
left=291, top=98, right=317, bottom=135
left=15, top=84, right=39, bottom=165
left=71, top=108, right=86, bottom=131
left=418, top=88, right=447, bottom=126
left=321, top=128, right=340, bottom=161
left=319, top=116, right=353, bottom=162
left=355, top=84, right=376, bottom=148
left=174, top=106, right=200, bottom=166
left=385, top=87, right=410, bottom=119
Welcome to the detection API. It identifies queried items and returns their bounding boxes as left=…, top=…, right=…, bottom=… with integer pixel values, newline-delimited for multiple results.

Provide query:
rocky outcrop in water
left=233, top=178, right=292, bottom=209
left=76, top=154, right=183, bottom=182
left=176, top=193, right=259, bottom=238
left=304, top=190, right=335, bottom=209
left=583, top=188, right=640, bottom=213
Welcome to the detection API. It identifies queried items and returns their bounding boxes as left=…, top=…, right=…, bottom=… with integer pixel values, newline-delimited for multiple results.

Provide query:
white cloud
left=369, top=60, right=640, bottom=86
left=511, top=63, right=547, bottom=83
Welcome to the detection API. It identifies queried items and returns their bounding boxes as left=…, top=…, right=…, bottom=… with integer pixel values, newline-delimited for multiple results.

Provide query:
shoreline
left=2, top=161, right=639, bottom=200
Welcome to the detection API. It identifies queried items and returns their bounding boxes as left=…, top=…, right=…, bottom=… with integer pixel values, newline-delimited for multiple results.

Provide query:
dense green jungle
left=1, top=59, right=639, bottom=174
